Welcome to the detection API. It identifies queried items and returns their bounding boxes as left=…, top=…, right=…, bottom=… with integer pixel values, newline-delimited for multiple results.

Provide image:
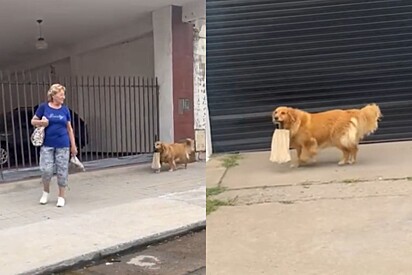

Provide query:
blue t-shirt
left=35, top=103, right=71, bottom=148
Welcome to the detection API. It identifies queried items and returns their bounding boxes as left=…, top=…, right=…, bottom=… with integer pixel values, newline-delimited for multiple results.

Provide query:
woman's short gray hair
left=47, top=84, right=66, bottom=102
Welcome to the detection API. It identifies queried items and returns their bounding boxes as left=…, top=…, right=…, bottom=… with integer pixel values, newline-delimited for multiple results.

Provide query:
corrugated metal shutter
left=207, top=0, right=412, bottom=153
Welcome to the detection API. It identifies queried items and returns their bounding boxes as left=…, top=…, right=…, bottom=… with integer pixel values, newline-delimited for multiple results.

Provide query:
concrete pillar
left=153, top=6, right=174, bottom=143
left=153, top=5, right=195, bottom=143
left=192, top=19, right=210, bottom=160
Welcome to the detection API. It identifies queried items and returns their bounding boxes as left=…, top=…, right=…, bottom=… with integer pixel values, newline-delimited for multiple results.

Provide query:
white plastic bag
left=31, top=127, right=45, bottom=147
left=31, top=116, right=48, bottom=147
left=70, top=155, right=85, bottom=171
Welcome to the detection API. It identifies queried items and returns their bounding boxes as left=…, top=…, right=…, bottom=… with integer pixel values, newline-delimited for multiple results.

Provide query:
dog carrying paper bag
left=270, top=129, right=291, bottom=163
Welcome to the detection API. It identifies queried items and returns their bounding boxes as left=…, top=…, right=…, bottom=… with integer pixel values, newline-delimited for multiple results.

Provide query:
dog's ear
left=287, top=108, right=297, bottom=123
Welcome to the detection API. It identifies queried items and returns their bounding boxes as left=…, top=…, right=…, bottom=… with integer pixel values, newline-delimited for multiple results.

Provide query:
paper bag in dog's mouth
left=270, top=129, right=291, bottom=163
left=151, top=152, right=161, bottom=170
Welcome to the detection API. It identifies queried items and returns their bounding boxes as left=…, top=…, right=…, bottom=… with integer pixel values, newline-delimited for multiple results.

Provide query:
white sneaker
left=56, top=197, right=65, bottom=207
left=39, top=191, right=49, bottom=205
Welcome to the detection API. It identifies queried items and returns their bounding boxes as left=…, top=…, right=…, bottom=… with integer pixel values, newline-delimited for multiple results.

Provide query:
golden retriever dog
left=154, top=138, right=194, bottom=171
left=272, top=104, right=382, bottom=167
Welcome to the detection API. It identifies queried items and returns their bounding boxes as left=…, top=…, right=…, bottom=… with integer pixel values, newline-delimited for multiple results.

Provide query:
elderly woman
left=31, top=84, right=77, bottom=207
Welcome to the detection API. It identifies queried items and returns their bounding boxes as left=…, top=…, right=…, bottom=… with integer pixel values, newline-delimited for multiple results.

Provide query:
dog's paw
left=338, top=160, right=347, bottom=166
left=309, top=158, right=317, bottom=164
left=290, top=163, right=299, bottom=168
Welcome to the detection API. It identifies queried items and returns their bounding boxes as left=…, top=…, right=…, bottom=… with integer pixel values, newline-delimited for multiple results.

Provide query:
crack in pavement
left=213, top=177, right=412, bottom=207
left=222, top=176, right=412, bottom=192
left=241, top=193, right=411, bottom=206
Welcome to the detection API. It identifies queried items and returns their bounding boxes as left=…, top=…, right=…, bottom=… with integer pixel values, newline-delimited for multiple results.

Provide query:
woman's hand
left=71, top=145, right=78, bottom=156
left=32, top=117, right=48, bottom=127
left=40, top=118, right=49, bottom=127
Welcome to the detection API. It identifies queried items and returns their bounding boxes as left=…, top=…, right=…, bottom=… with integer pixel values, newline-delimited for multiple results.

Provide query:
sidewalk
left=0, top=161, right=205, bottom=275
left=207, top=141, right=412, bottom=275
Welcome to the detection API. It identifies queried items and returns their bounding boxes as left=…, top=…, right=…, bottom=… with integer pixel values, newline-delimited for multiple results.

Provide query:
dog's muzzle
left=272, top=118, right=283, bottom=129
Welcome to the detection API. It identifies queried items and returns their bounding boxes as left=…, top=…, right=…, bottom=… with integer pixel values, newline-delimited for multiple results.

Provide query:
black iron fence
left=0, top=71, right=159, bottom=173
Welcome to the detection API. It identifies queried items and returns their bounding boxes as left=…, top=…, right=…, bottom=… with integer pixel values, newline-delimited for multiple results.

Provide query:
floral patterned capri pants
left=40, top=146, right=70, bottom=187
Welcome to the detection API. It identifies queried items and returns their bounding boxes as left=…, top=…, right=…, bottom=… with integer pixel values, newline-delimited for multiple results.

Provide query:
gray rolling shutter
left=207, top=0, right=412, bottom=153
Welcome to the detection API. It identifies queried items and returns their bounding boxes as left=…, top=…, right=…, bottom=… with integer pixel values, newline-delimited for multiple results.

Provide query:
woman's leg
left=55, top=147, right=70, bottom=206
left=39, top=146, right=55, bottom=204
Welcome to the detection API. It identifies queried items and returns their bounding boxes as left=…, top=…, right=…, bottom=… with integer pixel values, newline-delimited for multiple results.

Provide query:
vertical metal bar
left=156, top=78, right=160, bottom=142
left=7, top=73, right=18, bottom=167
left=119, top=76, right=124, bottom=157
left=151, top=77, right=155, bottom=146
left=14, top=71, right=25, bottom=166
left=143, top=77, right=148, bottom=153
left=119, top=77, right=127, bottom=157
left=147, top=78, right=151, bottom=152
left=0, top=71, right=11, bottom=169
left=112, top=76, right=117, bottom=158
left=146, top=77, right=150, bottom=153
left=104, top=77, right=109, bottom=158
left=81, top=76, right=88, bottom=162
left=124, top=76, right=129, bottom=156
left=150, top=77, right=156, bottom=150
left=65, top=77, right=70, bottom=135
left=88, top=76, right=93, bottom=158
left=75, top=76, right=82, bottom=160
left=36, top=73, right=42, bottom=164
left=88, top=76, right=93, bottom=161
left=108, top=76, right=113, bottom=158
left=68, top=76, right=76, bottom=153
left=28, top=71, right=38, bottom=165
left=146, top=78, right=151, bottom=151
left=66, top=76, right=76, bottom=155
left=124, top=77, right=128, bottom=156
left=92, top=76, right=97, bottom=160
left=115, top=76, right=120, bottom=158
left=138, top=77, right=143, bottom=153
left=22, top=71, right=32, bottom=167
left=133, top=77, right=138, bottom=154
left=128, top=76, right=133, bottom=154
left=97, top=76, right=102, bottom=159
left=48, top=70, right=52, bottom=86
left=36, top=73, right=41, bottom=106
left=146, top=78, right=150, bottom=152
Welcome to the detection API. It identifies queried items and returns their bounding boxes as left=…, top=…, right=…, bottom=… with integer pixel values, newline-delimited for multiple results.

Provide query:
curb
left=21, top=220, right=206, bottom=275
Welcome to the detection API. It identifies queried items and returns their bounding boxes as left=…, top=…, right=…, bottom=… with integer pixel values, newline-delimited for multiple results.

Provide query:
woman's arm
left=32, top=104, right=47, bottom=127
left=31, top=115, right=48, bottom=127
left=67, top=122, right=78, bottom=156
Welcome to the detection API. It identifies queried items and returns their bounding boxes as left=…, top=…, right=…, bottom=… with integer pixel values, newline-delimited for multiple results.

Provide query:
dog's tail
left=182, top=138, right=194, bottom=159
left=340, top=104, right=382, bottom=147
left=356, top=103, right=382, bottom=139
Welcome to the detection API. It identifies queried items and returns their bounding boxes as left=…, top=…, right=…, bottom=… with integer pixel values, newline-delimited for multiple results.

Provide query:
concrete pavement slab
left=207, top=188, right=412, bottom=275
left=206, top=141, right=412, bottom=275
left=0, top=162, right=205, bottom=275
left=222, top=141, right=412, bottom=189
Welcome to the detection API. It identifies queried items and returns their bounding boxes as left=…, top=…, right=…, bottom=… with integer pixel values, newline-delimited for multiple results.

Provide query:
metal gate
left=207, top=0, right=412, bottom=153
left=0, top=71, right=159, bottom=173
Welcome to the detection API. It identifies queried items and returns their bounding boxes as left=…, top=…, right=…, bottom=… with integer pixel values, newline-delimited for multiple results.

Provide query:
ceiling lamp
left=35, top=19, right=48, bottom=50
